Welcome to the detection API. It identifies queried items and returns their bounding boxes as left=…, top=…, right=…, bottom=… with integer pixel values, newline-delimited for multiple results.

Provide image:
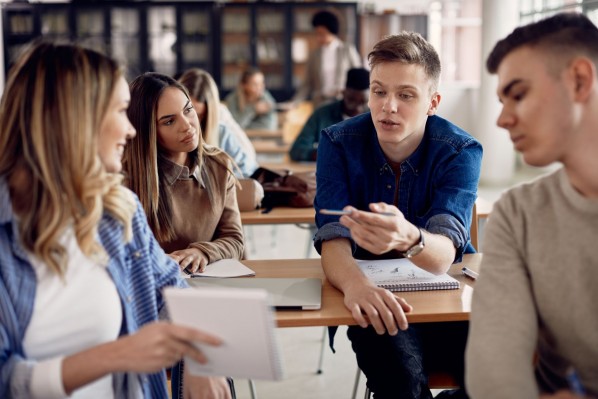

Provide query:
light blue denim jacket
left=0, top=178, right=186, bottom=398
left=314, top=113, right=483, bottom=261
left=218, top=123, right=259, bottom=178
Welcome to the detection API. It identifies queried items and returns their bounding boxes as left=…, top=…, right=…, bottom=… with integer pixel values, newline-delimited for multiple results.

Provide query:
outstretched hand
left=339, top=203, right=420, bottom=255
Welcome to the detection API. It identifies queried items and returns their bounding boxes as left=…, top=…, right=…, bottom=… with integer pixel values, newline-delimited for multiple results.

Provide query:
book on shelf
left=356, top=258, right=460, bottom=292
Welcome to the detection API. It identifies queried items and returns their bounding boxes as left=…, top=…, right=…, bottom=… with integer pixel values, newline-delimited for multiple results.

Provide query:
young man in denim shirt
left=314, top=32, right=482, bottom=399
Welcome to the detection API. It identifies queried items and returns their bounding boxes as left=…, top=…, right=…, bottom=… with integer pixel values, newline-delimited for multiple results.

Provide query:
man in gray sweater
left=466, top=13, right=598, bottom=399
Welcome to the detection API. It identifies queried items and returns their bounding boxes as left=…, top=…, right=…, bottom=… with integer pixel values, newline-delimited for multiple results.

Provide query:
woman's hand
left=184, top=374, right=232, bottom=399
left=113, top=322, right=222, bottom=373
left=169, top=248, right=209, bottom=274
left=61, top=322, right=222, bottom=394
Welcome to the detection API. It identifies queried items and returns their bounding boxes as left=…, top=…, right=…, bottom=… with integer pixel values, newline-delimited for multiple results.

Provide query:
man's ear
left=427, top=92, right=441, bottom=115
left=570, top=57, right=596, bottom=102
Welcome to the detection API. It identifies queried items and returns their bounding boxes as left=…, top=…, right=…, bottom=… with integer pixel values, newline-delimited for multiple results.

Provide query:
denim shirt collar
left=370, top=116, right=428, bottom=178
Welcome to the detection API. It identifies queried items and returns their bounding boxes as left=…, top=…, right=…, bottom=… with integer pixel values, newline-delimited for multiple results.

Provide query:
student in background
left=178, top=68, right=258, bottom=178
left=466, top=13, right=598, bottom=398
left=314, top=32, right=482, bottom=399
left=124, top=72, right=244, bottom=275
left=224, top=67, right=278, bottom=131
left=289, top=67, right=370, bottom=161
left=292, top=9, right=362, bottom=108
left=0, top=42, right=230, bottom=398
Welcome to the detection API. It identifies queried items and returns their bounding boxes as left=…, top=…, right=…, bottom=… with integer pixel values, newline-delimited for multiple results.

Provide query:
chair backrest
left=470, top=200, right=479, bottom=251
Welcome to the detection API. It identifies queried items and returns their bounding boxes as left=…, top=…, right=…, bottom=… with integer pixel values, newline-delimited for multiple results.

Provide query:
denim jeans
left=347, top=321, right=469, bottom=399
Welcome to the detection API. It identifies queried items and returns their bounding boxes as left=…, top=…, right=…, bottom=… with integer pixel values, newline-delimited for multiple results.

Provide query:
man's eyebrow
left=501, top=78, right=522, bottom=98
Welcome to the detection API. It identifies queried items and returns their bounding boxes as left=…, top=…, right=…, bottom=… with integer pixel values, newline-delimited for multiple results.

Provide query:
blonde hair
left=177, top=68, right=220, bottom=147
left=0, top=41, right=136, bottom=275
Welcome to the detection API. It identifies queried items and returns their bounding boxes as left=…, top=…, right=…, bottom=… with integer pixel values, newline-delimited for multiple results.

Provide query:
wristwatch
left=403, top=227, right=425, bottom=259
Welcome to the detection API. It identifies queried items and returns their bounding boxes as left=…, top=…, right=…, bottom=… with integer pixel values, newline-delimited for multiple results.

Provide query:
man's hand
left=343, top=280, right=413, bottom=335
left=339, top=203, right=420, bottom=255
left=169, top=248, right=209, bottom=274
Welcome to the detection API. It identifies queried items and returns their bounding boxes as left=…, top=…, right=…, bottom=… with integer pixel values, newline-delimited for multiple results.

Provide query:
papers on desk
left=356, top=258, right=460, bottom=292
left=164, top=286, right=285, bottom=380
left=184, top=259, right=256, bottom=278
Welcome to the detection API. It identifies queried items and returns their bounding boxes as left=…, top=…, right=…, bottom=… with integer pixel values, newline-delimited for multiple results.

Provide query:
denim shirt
left=314, top=113, right=482, bottom=261
left=218, top=123, right=259, bottom=178
left=0, top=178, right=186, bottom=398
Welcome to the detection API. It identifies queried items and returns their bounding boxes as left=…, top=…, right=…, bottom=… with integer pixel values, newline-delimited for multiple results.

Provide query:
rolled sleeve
left=30, top=356, right=65, bottom=399
left=426, top=213, right=469, bottom=261
left=313, top=222, right=356, bottom=254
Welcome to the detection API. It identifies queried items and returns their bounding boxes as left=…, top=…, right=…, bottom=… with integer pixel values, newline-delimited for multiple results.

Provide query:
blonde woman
left=0, top=42, right=230, bottom=398
left=177, top=68, right=258, bottom=177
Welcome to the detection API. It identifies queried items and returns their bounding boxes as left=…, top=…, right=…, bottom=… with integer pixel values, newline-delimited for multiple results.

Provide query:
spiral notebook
left=164, top=286, right=284, bottom=380
left=356, top=258, right=460, bottom=292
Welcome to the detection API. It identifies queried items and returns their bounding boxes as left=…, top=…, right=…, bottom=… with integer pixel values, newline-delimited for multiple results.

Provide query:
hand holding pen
left=321, top=203, right=420, bottom=256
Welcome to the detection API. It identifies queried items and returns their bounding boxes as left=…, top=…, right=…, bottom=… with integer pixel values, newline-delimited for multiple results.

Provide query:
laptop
left=187, top=277, right=322, bottom=310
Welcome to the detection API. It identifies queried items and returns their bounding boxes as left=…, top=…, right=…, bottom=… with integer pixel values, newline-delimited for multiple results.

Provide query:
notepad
left=164, top=286, right=284, bottom=380
left=183, top=259, right=256, bottom=278
left=356, top=258, right=460, bottom=292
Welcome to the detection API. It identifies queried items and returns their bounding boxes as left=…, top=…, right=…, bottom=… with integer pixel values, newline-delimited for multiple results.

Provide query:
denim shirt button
left=127, top=295, right=132, bottom=303
left=133, top=251, right=141, bottom=258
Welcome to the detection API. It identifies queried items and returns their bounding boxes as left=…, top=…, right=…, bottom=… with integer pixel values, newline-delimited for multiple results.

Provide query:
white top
left=23, top=227, right=122, bottom=399
left=319, top=37, right=342, bottom=98
left=466, top=168, right=598, bottom=397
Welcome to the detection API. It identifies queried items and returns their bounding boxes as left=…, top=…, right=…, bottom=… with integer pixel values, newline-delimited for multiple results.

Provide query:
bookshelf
left=1, top=1, right=359, bottom=101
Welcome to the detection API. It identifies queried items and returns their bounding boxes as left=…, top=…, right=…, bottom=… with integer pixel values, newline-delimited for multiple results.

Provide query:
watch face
left=405, top=243, right=424, bottom=259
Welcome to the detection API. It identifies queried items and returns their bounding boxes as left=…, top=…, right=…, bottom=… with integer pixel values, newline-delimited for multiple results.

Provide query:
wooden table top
left=246, top=129, right=284, bottom=140
left=243, top=253, right=481, bottom=328
left=252, top=141, right=291, bottom=154
left=241, top=206, right=315, bottom=225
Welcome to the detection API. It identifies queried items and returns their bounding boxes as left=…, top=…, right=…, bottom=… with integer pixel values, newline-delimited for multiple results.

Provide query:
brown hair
left=368, top=32, right=441, bottom=92
left=124, top=72, right=229, bottom=242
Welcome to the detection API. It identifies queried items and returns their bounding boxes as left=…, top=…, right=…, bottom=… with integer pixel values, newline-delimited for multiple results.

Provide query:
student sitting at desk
left=314, top=33, right=482, bottom=399
left=289, top=67, right=370, bottom=162
left=124, top=73, right=244, bottom=275
left=0, top=42, right=230, bottom=399
left=224, top=67, right=278, bottom=131
left=178, top=68, right=258, bottom=178
left=466, top=13, right=598, bottom=399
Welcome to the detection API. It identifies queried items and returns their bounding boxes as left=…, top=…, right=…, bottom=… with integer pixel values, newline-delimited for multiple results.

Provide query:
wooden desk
left=241, top=207, right=315, bottom=225
left=243, top=253, right=481, bottom=328
left=260, top=161, right=316, bottom=174
left=246, top=129, right=284, bottom=140
left=252, top=141, right=291, bottom=154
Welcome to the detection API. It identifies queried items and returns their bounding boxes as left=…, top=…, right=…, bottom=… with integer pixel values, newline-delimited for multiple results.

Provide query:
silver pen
left=461, top=266, right=479, bottom=280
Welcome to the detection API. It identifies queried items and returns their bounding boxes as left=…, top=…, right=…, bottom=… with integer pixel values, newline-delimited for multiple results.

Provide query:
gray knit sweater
left=466, top=168, right=598, bottom=398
